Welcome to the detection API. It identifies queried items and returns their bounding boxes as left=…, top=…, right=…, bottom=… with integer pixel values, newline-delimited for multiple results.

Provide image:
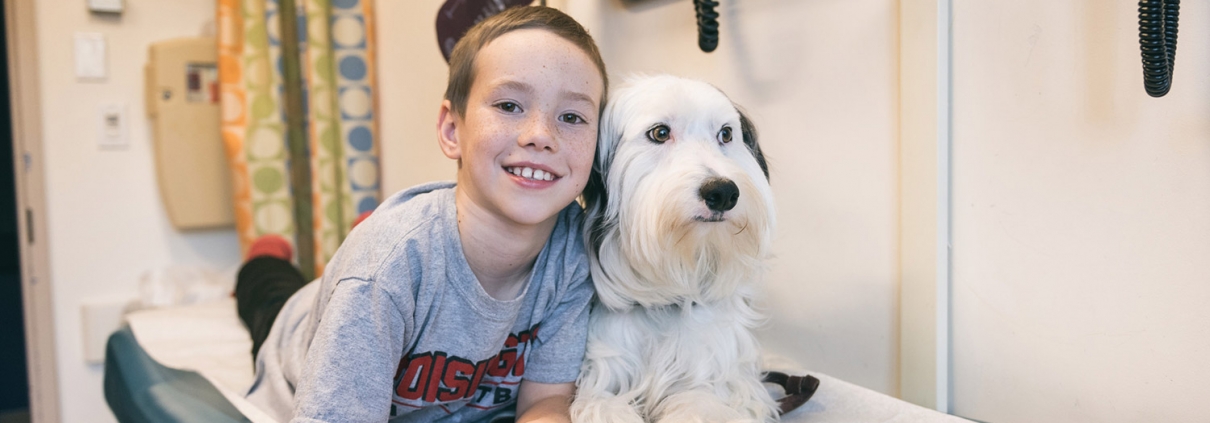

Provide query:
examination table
left=104, top=300, right=968, bottom=423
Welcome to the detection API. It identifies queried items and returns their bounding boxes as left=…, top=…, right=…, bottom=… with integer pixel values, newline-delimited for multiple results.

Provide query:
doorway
left=0, top=1, right=30, bottom=421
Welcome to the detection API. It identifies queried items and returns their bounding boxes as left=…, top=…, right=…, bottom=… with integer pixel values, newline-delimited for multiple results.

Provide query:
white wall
left=377, top=0, right=903, bottom=395
left=32, top=1, right=242, bottom=421
left=951, top=1, right=1210, bottom=421
left=375, top=0, right=458, bottom=193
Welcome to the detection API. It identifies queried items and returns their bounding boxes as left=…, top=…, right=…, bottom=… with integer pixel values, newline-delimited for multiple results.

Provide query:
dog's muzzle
left=699, top=177, right=739, bottom=213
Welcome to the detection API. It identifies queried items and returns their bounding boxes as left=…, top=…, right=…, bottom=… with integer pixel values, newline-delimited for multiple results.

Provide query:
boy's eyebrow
left=493, top=79, right=535, bottom=94
left=562, top=90, right=597, bottom=108
left=489, top=79, right=598, bottom=109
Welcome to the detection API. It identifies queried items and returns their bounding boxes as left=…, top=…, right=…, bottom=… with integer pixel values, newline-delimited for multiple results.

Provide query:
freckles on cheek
left=570, top=137, right=595, bottom=163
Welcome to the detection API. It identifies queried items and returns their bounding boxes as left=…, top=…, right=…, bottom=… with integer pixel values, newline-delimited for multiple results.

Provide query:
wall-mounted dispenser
left=145, top=37, right=235, bottom=230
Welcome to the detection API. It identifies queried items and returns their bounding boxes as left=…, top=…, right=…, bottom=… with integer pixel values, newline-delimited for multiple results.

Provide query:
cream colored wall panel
left=898, top=0, right=948, bottom=410
left=951, top=1, right=1210, bottom=421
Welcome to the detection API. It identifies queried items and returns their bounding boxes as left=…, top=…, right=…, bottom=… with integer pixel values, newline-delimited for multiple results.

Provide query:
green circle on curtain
left=325, top=199, right=341, bottom=224
left=247, top=24, right=267, bottom=50
left=320, top=126, right=338, bottom=152
left=309, top=13, right=328, bottom=45
left=251, top=94, right=275, bottom=119
left=316, top=53, right=333, bottom=81
left=253, top=166, right=285, bottom=193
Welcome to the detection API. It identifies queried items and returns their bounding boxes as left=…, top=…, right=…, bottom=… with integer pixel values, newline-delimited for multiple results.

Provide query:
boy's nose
left=519, top=116, right=557, bottom=152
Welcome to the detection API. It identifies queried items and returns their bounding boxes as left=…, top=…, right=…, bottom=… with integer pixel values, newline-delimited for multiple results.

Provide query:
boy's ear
left=437, top=99, right=462, bottom=161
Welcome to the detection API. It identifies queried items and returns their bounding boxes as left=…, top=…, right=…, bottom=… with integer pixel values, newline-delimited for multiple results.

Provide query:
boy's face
left=438, top=28, right=603, bottom=227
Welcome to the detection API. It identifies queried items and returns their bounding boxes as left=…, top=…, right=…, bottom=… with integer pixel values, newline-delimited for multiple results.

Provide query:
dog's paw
left=651, top=391, right=747, bottom=423
left=570, top=395, right=644, bottom=423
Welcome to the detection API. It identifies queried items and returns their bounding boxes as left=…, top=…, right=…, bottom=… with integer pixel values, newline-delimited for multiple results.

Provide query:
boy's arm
left=516, top=380, right=575, bottom=423
left=292, top=279, right=407, bottom=422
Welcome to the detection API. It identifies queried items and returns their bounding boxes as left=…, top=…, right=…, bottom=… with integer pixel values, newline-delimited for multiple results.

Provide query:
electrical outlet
left=98, top=103, right=128, bottom=149
left=81, top=296, right=135, bottom=364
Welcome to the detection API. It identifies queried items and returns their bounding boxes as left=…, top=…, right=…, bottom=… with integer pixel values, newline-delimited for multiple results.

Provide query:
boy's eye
left=495, top=102, right=521, bottom=113
left=559, top=113, right=585, bottom=124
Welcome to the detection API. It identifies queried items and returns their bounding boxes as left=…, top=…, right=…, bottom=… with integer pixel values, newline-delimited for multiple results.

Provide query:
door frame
left=5, top=0, right=61, bottom=420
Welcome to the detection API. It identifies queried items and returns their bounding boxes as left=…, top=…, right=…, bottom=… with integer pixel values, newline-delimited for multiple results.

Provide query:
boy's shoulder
left=359, top=181, right=456, bottom=238
left=324, top=182, right=457, bottom=278
left=374, top=181, right=457, bottom=224
left=326, top=180, right=587, bottom=281
left=365, top=181, right=586, bottom=251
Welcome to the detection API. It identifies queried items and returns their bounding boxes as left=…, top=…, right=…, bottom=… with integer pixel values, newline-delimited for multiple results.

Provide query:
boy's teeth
left=507, top=166, right=555, bottom=181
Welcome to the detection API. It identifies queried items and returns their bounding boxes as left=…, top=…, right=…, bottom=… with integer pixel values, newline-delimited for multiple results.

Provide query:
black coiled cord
left=1139, top=0, right=1179, bottom=97
left=694, top=0, right=720, bottom=53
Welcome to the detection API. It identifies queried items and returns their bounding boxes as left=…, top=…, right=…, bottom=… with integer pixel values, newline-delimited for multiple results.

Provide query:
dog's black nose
left=699, top=178, right=739, bottom=212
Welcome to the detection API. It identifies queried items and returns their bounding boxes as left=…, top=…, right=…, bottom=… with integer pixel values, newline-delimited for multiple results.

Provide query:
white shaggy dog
left=571, top=75, right=778, bottom=423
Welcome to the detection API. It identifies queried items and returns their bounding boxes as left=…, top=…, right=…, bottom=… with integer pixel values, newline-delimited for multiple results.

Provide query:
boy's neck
left=454, top=187, right=557, bottom=301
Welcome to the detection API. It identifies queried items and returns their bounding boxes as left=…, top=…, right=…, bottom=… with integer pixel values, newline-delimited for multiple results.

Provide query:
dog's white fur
left=571, top=75, right=778, bottom=423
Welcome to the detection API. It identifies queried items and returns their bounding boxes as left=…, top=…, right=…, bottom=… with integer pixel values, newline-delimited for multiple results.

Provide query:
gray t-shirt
left=245, top=182, right=593, bottom=423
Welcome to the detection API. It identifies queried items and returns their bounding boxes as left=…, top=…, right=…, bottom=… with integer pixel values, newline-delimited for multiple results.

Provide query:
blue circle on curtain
left=339, top=56, right=367, bottom=81
left=333, top=0, right=359, bottom=10
left=297, top=14, right=308, bottom=44
left=357, top=197, right=377, bottom=214
left=348, top=126, right=372, bottom=151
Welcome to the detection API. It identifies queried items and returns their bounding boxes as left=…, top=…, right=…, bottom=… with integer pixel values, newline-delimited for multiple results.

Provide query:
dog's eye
left=647, top=125, right=671, bottom=143
left=718, top=126, right=733, bottom=144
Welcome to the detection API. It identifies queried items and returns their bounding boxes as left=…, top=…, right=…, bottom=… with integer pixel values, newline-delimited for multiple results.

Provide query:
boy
left=237, top=6, right=608, bottom=422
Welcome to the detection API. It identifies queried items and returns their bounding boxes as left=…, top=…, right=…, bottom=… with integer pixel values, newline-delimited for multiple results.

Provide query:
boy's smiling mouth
left=505, top=165, right=559, bottom=182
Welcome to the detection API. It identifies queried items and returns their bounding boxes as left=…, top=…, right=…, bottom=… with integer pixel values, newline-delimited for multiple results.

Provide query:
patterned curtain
left=218, top=0, right=380, bottom=280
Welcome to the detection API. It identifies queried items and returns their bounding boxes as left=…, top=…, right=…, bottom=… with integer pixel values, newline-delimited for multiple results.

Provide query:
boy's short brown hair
left=444, top=6, right=608, bottom=118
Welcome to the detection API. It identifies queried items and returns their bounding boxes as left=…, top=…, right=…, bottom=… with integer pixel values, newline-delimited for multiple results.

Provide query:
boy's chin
left=459, top=179, right=580, bottom=227
left=499, top=201, right=567, bottom=227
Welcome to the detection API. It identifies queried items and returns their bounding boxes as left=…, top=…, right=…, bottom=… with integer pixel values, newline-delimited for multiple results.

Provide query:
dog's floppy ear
left=582, top=97, right=621, bottom=258
left=581, top=151, right=610, bottom=255
left=737, top=108, right=769, bottom=180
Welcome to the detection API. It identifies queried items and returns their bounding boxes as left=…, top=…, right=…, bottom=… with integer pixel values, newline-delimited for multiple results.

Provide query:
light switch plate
left=74, top=32, right=107, bottom=80
left=88, top=0, right=124, bottom=14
